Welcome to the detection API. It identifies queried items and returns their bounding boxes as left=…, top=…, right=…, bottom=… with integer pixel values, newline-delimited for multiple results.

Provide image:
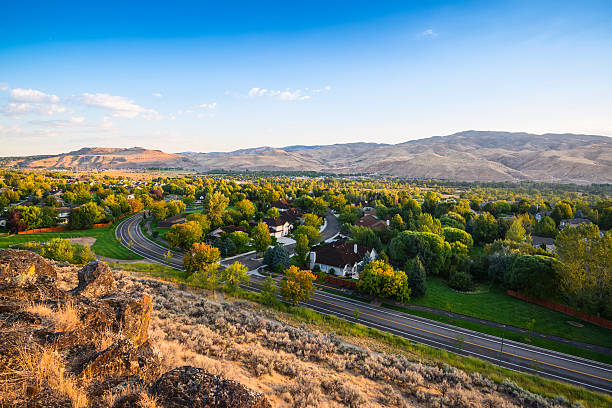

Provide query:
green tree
left=223, top=261, right=249, bottom=293
left=350, top=225, right=382, bottom=251
left=259, top=275, right=278, bottom=305
left=407, top=256, right=426, bottom=297
left=252, top=222, right=272, bottom=254
left=150, top=201, right=168, bottom=221
left=203, top=191, right=229, bottom=228
left=390, top=213, right=404, bottom=231
left=41, top=238, right=74, bottom=263
left=303, top=213, right=323, bottom=228
left=471, top=212, right=499, bottom=245
left=228, top=231, right=250, bottom=248
left=506, top=218, right=527, bottom=243
left=443, top=227, right=473, bottom=247
left=235, top=199, right=256, bottom=219
left=183, top=242, right=221, bottom=273
left=69, top=202, right=104, bottom=229
left=551, top=202, right=573, bottom=224
left=388, top=231, right=450, bottom=276
left=188, top=262, right=224, bottom=294
left=312, top=196, right=328, bottom=217
left=294, top=224, right=321, bottom=246
left=508, top=255, right=558, bottom=297
left=357, top=259, right=410, bottom=303
left=280, top=265, right=316, bottom=305
left=555, top=224, right=611, bottom=316
left=263, top=245, right=290, bottom=272
left=534, top=216, right=557, bottom=238
left=294, top=233, right=310, bottom=267
left=166, top=199, right=186, bottom=217
left=186, top=213, right=212, bottom=234
left=166, top=220, right=203, bottom=250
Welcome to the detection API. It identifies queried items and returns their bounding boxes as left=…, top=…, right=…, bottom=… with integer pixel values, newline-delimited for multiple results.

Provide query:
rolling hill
left=6, top=131, right=612, bottom=183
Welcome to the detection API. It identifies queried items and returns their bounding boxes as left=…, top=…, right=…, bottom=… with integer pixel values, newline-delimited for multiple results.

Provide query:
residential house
left=309, top=239, right=376, bottom=279
left=531, top=236, right=555, bottom=252
left=535, top=211, right=551, bottom=221
left=271, top=199, right=292, bottom=211
left=263, top=217, right=292, bottom=238
left=209, top=225, right=249, bottom=239
left=559, top=218, right=592, bottom=229
left=354, top=214, right=389, bottom=230
left=57, top=207, right=72, bottom=224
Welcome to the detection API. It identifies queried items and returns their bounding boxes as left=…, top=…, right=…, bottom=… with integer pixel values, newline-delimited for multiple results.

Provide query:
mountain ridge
left=5, top=131, right=612, bottom=183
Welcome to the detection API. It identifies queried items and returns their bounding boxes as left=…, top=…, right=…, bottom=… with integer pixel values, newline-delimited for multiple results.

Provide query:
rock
left=150, top=366, right=272, bottom=408
left=72, top=261, right=116, bottom=298
left=99, top=292, right=152, bottom=347
left=0, top=249, right=56, bottom=280
left=0, top=275, right=67, bottom=302
left=77, top=340, right=162, bottom=383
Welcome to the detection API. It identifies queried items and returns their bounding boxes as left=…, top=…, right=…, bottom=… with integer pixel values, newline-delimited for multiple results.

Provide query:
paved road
left=116, top=212, right=612, bottom=394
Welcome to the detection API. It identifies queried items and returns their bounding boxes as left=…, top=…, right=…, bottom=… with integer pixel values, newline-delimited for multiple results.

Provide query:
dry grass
left=24, top=301, right=80, bottom=332
left=13, top=345, right=88, bottom=408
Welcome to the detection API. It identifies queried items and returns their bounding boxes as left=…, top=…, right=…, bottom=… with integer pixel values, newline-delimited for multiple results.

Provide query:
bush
left=448, top=271, right=474, bottom=292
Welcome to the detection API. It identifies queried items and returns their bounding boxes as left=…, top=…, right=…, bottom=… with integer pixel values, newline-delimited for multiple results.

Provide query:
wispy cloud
left=248, top=87, right=310, bottom=101
left=3, top=88, right=70, bottom=117
left=10, top=88, right=60, bottom=104
left=197, top=102, right=217, bottom=109
left=80, top=93, right=160, bottom=120
left=418, top=29, right=438, bottom=38
left=29, top=116, right=87, bottom=128
left=0, top=83, right=8, bottom=91
left=152, top=92, right=162, bottom=98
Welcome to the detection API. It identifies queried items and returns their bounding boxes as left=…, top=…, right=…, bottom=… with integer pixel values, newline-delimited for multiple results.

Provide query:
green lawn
left=0, top=224, right=142, bottom=261
left=411, top=278, right=612, bottom=349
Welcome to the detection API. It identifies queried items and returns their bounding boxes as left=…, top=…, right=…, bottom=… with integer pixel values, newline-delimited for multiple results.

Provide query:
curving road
left=116, top=212, right=612, bottom=394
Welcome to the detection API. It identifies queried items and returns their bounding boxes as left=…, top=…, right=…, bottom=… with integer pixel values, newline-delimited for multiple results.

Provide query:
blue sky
left=1, top=0, right=611, bottom=155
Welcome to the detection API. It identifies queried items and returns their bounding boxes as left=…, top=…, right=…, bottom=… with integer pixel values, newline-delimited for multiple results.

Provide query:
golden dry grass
left=25, top=301, right=80, bottom=332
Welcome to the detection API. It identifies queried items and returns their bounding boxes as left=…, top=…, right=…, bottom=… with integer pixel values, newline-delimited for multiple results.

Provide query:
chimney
left=386, top=219, right=390, bottom=226
left=354, top=243, right=358, bottom=254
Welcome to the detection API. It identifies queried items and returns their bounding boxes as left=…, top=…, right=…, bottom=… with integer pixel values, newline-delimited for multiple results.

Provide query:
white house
left=309, top=239, right=377, bottom=279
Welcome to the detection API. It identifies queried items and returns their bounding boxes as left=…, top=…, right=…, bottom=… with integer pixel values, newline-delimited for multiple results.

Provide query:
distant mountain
left=5, top=131, right=612, bottom=183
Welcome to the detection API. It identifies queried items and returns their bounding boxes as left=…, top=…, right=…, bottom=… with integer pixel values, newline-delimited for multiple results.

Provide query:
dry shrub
left=24, top=301, right=80, bottom=332
left=14, top=345, right=88, bottom=408
left=290, top=376, right=323, bottom=408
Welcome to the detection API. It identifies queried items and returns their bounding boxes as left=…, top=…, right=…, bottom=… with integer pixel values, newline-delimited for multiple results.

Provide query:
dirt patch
left=68, top=236, right=97, bottom=247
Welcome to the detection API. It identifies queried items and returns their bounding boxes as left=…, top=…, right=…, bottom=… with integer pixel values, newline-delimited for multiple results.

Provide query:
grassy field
left=411, top=278, right=612, bottom=349
left=107, top=262, right=611, bottom=407
left=0, top=222, right=142, bottom=260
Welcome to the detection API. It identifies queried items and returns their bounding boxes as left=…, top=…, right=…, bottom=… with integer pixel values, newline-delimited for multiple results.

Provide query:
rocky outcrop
left=150, top=366, right=272, bottom=408
left=0, top=250, right=270, bottom=408
left=72, top=260, right=117, bottom=298
left=0, top=249, right=57, bottom=280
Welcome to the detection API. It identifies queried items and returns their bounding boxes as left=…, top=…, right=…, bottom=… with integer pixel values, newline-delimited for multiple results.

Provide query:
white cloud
left=247, top=87, right=311, bottom=101
left=418, top=29, right=438, bottom=38
left=80, top=93, right=159, bottom=119
left=10, top=88, right=60, bottom=104
left=0, top=83, right=8, bottom=91
left=152, top=93, right=162, bottom=98
left=71, top=116, right=85, bottom=123
left=3, top=102, right=71, bottom=116
left=198, top=102, right=217, bottom=109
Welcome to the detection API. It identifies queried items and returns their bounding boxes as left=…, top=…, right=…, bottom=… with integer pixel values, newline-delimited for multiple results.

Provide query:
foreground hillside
left=2, top=249, right=607, bottom=407
left=5, top=131, right=612, bottom=183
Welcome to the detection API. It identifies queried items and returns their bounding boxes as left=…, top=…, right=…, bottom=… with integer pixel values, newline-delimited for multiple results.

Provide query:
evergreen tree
left=407, top=256, right=427, bottom=297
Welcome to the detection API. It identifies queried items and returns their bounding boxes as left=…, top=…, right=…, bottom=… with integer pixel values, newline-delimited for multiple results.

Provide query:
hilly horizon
left=4, top=130, right=612, bottom=184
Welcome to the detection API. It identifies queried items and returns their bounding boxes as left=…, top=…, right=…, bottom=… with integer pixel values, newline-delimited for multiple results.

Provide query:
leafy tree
left=471, top=212, right=499, bottom=245
left=390, top=213, right=404, bottom=231
left=228, top=231, right=250, bottom=248
left=551, top=201, right=573, bottom=224
left=534, top=216, right=557, bottom=238
left=294, top=224, right=321, bottom=246
left=252, top=221, right=272, bottom=254
left=421, top=191, right=440, bottom=215
left=150, top=201, right=168, bottom=221
left=41, top=238, right=74, bottom=262
left=188, top=263, right=224, bottom=293
left=388, top=231, right=450, bottom=276
left=303, top=213, right=323, bottom=228
left=166, top=199, right=186, bottom=217
left=259, top=275, right=277, bottom=305
left=263, top=245, right=291, bottom=272
left=350, top=226, right=382, bottom=251
left=280, top=265, right=316, bottom=305
left=507, top=255, right=558, bottom=297
left=127, top=198, right=144, bottom=213
left=183, top=242, right=221, bottom=273
left=357, top=259, right=410, bottom=303
left=166, top=220, right=203, bottom=250
left=266, top=207, right=280, bottom=217
left=555, top=224, right=611, bottom=316
left=223, top=261, right=249, bottom=293
left=506, top=218, right=527, bottom=243
left=216, top=237, right=236, bottom=256
left=203, top=191, right=229, bottom=228
left=186, top=213, right=212, bottom=233
left=598, top=206, right=612, bottom=230
left=69, top=202, right=104, bottom=229
left=294, top=195, right=314, bottom=212
left=294, top=233, right=310, bottom=267
left=312, top=196, right=328, bottom=217
left=407, top=256, right=426, bottom=297
left=487, top=243, right=521, bottom=285
left=412, top=213, right=443, bottom=235
left=448, top=270, right=474, bottom=292
left=235, top=199, right=256, bottom=219
left=443, top=227, right=473, bottom=247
